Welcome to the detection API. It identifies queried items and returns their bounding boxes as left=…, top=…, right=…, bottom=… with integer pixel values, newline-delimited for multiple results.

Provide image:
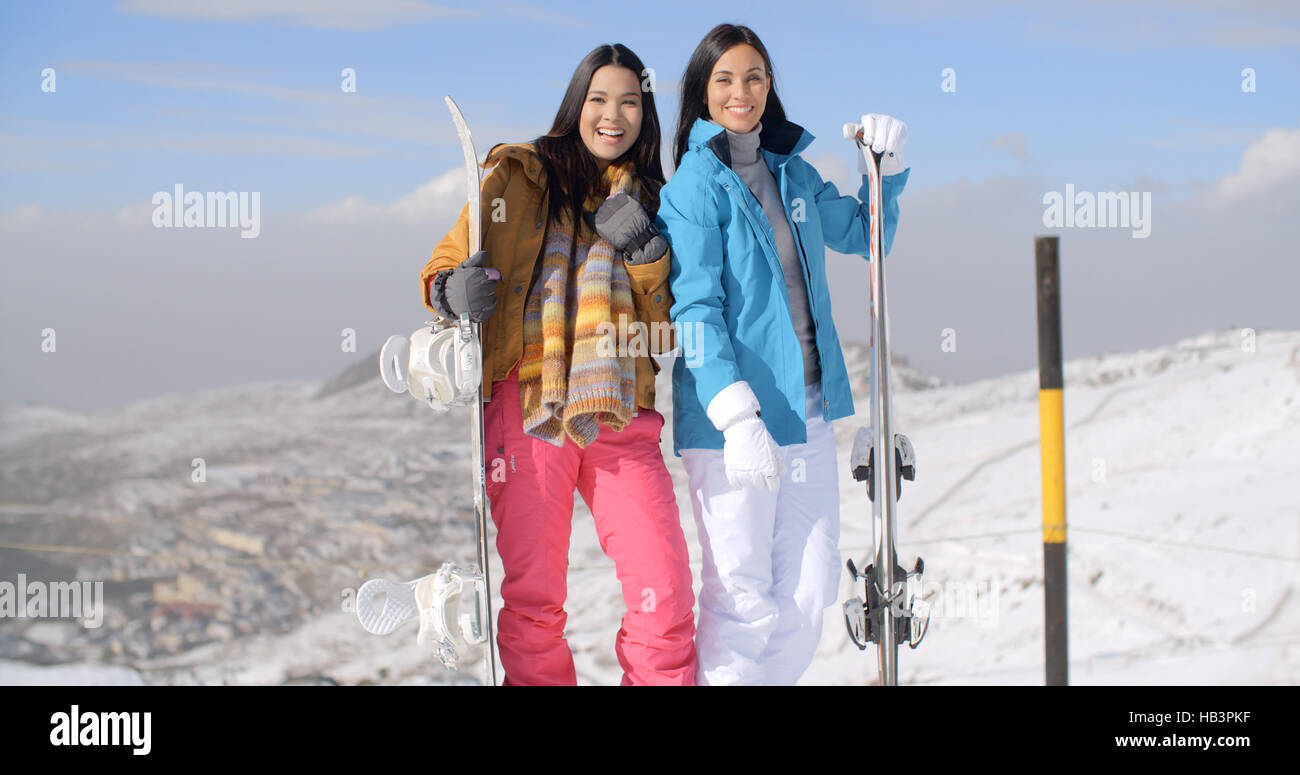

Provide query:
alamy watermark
left=0, top=573, right=103, bottom=628
left=50, top=705, right=151, bottom=755
left=152, top=184, right=261, bottom=238
left=595, top=316, right=704, bottom=367
left=1042, top=183, right=1151, bottom=239
left=883, top=572, right=1002, bottom=629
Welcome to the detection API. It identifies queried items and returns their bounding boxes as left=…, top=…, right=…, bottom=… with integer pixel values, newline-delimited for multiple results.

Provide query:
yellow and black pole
left=1035, top=236, right=1068, bottom=686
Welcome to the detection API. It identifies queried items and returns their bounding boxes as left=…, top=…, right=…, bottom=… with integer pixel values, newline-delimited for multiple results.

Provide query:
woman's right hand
left=722, top=416, right=785, bottom=492
left=707, top=380, right=785, bottom=491
left=431, top=250, right=502, bottom=322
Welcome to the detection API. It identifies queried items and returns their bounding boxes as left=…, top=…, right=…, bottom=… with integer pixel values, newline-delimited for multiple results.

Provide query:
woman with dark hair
left=419, top=44, right=695, bottom=685
left=657, top=23, right=911, bottom=685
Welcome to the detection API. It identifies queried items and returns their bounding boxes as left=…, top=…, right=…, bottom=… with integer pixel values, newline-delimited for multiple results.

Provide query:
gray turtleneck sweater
left=723, top=122, right=821, bottom=386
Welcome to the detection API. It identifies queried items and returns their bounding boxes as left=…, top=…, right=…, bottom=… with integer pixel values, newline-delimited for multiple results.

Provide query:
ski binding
left=843, top=556, right=930, bottom=651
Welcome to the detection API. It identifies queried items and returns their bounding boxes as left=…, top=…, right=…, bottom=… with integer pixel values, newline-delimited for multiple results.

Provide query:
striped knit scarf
left=519, top=159, right=640, bottom=448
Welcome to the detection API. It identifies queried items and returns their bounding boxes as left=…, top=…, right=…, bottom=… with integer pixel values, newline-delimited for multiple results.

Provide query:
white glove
left=707, top=381, right=786, bottom=492
left=857, top=113, right=908, bottom=176
left=722, top=417, right=784, bottom=492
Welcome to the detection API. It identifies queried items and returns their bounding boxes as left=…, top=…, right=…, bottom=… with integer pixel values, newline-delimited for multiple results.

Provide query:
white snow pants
left=681, top=382, right=841, bottom=685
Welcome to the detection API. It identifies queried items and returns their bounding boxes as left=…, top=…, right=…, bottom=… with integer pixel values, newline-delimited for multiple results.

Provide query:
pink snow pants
left=483, top=363, right=696, bottom=686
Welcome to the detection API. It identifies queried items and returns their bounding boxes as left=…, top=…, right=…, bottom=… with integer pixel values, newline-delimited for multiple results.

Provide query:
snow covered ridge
left=1061, top=327, right=1279, bottom=389
left=889, top=327, right=1292, bottom=425
left=839, top=342, right=948, bottom=393
left=0, top=326, right=1296, bottom=685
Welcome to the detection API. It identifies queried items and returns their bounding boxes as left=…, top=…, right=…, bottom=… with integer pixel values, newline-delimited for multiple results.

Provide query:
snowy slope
left=564, top=327, right=1300, bottom=685
left=1, top=328, right=1296, bottom=685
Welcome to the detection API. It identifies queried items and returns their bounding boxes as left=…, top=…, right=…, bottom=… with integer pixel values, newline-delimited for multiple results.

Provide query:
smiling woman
left=417, top=43, right=695, bottom=687
left=580, top=66, right=643, bottom=171
left=534, top=47, right=662, bottom=229
left=704, top=44, right=768, bottom=134
left=671, top=23, right=788, bottom=169
left=658, top=22, right=912, bottom=686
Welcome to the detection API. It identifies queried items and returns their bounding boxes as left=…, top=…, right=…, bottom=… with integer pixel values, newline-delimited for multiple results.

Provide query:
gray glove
left=586, top=192, right=668, bottom=265
left=431, top=250, right=501, bottom=323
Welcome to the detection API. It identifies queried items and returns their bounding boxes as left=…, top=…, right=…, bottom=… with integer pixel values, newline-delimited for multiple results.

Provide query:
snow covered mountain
left=1, top=327, right=1296, bottom=685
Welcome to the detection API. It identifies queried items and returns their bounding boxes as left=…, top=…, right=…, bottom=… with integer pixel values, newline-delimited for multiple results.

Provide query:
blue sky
left=2, top=0, right=1295, bottom=213
left=1, top=1, right=1297, bottom=410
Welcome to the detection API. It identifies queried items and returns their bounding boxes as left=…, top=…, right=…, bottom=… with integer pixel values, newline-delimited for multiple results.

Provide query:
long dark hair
left=673, top=23, right=787, bottom=168
left=534, top=44, right=664, bottom=227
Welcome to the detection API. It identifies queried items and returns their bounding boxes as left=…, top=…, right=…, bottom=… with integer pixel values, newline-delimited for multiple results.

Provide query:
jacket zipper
left=719, top=178, right=794, bottom=317
left=717, top=153, right=826, bottom=421
left=778, top=165, right=829, bottom=419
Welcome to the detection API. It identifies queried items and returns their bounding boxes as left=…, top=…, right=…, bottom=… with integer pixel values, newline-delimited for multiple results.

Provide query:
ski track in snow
left=911, top=383, right=1143, bottom=527
left=1, top=328, right=1296, bottom=685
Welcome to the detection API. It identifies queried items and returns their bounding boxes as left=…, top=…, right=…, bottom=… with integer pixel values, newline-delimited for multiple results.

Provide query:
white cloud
left=5, top=123, right=1297, bottom=411
left=37, top=62, right=538, bottom=159
left=59, top=60, right=430, bottom=112
left=1216, top=128, right=1300, bottom=202
left=117, top=0, right=473, bottom=30
left=0, top=204, right=43, bottom=230
left=803, top=153, right=853, bottom=192
left=986, top=132, right=1031, bottom=164
left=2, top=126, right=380, bottom=161
left=1212, top=25, right=1300, bottom=47
left=306, top=166, right=467, bottom=222
left=1150, top=125, right=1264, bottom=152
left=496, top=1, right=589, bottom=28
left=874, top=0, right=1300, bottom=50
left=157, top=132, right=382, bottom=159
left=158, top=107, right=447, bottom=148
left=117, top=202, right=157, bottom=226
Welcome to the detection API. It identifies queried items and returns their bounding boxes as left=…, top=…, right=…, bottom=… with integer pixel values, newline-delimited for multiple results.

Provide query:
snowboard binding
left=379, top=317, right=483, bottom=413
left=414, top=563, right=490, bottom=670
left=355, top=563, right=491, bottom=671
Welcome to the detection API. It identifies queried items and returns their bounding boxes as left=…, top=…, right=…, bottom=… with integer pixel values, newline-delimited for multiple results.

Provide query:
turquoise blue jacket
left=657, top=117, right=909, bottom=455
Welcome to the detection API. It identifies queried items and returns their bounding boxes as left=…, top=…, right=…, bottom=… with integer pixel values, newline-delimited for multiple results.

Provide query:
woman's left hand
left=588, top=192, right=668, bottom=265
left=857, top=113, right=908, bottom=176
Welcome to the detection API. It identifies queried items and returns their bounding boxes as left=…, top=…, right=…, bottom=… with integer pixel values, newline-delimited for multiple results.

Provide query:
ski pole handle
left=843, top=122, right=885, bottom=162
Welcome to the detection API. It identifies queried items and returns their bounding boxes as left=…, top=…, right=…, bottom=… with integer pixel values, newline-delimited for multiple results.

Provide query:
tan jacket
left=420, top=142, right=674, bottom=408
